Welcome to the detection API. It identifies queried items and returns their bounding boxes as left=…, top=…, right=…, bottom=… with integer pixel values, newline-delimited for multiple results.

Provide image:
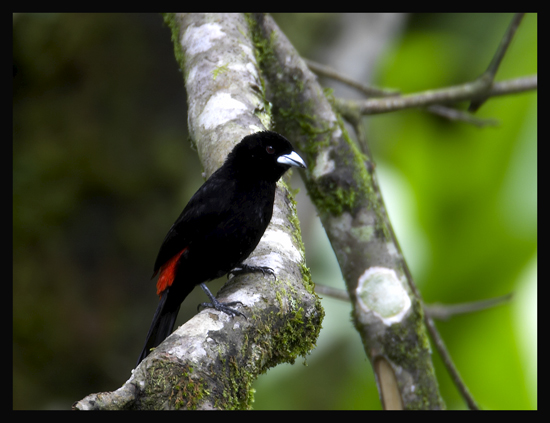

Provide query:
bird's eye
left=266, top=146, right=275, bottom=154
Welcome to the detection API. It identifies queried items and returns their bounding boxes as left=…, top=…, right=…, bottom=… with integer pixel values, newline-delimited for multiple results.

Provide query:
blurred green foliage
left=13, top=13, right=536, bottom=410
left=396, top=15, right=538, bottom=409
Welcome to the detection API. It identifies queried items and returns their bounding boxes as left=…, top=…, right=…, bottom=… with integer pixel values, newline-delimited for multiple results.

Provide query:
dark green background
left=13, top=13, right=537, bottom=409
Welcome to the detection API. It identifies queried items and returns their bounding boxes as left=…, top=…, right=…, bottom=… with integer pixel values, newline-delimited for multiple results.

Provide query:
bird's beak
left=277, top=151, right=306, bottom=169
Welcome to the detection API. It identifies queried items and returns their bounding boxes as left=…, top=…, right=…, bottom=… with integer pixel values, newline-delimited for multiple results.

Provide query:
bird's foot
left=197, top=283, right=247, bottom=319
left=229, top=264, right=276, bottom=280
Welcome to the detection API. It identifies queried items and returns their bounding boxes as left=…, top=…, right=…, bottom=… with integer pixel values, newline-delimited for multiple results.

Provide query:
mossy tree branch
left=74, top=12, right=534, bottom=411
left=249, top=13, right=444, bottom=410
left=74, top=13, right=322, bottom=411
left=248, top=12, right=534, bottom=410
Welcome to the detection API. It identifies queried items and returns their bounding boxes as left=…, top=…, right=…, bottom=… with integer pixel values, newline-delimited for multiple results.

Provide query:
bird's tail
left=136, top=289, right=181, bottom=366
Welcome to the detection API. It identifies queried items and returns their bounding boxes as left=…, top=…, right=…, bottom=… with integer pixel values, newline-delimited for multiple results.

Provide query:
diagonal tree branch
left=250, top=13, right=444, bottom=410
left=348, top=98, right=481, bottom=410
left=307, top=16, right=531, bottom=405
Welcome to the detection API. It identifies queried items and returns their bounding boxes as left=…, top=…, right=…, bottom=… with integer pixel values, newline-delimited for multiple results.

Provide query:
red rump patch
left=156, top=248, right=187, bottom=297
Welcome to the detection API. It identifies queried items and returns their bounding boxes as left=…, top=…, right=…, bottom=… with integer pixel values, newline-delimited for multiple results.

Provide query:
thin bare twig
left=487, top=14, right=525, bottom=79
left=426, top=105, right=499, bottom=127
left=305, top=58, right=399, bottom=97
left=402, top=263, right=480, bottom=409
left=314, top=283, right=350, bottom=301
left=469, top=13, right=525, bottom=111
left=425, top=293, right=513, bottom=321
left=342, top=74, right=536, bottom=115
left=315, top=283, right=513, bottom=320
left=490, top=75, right=537, bottom=96
left=424, top=315, right=479, bottom=409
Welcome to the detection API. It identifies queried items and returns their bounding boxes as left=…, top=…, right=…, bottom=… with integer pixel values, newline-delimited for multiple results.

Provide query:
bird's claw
left=198, top=300, right=247, bottom=319
left=229, top=264, right=276, bottom=280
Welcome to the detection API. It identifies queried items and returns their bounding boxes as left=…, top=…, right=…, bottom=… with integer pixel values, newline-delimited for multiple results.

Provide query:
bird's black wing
left=152, top=171, right=237, bottom=276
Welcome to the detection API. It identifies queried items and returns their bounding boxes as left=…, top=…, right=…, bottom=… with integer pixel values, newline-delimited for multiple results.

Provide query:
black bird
left=137, top=131, right=306, bottom=365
